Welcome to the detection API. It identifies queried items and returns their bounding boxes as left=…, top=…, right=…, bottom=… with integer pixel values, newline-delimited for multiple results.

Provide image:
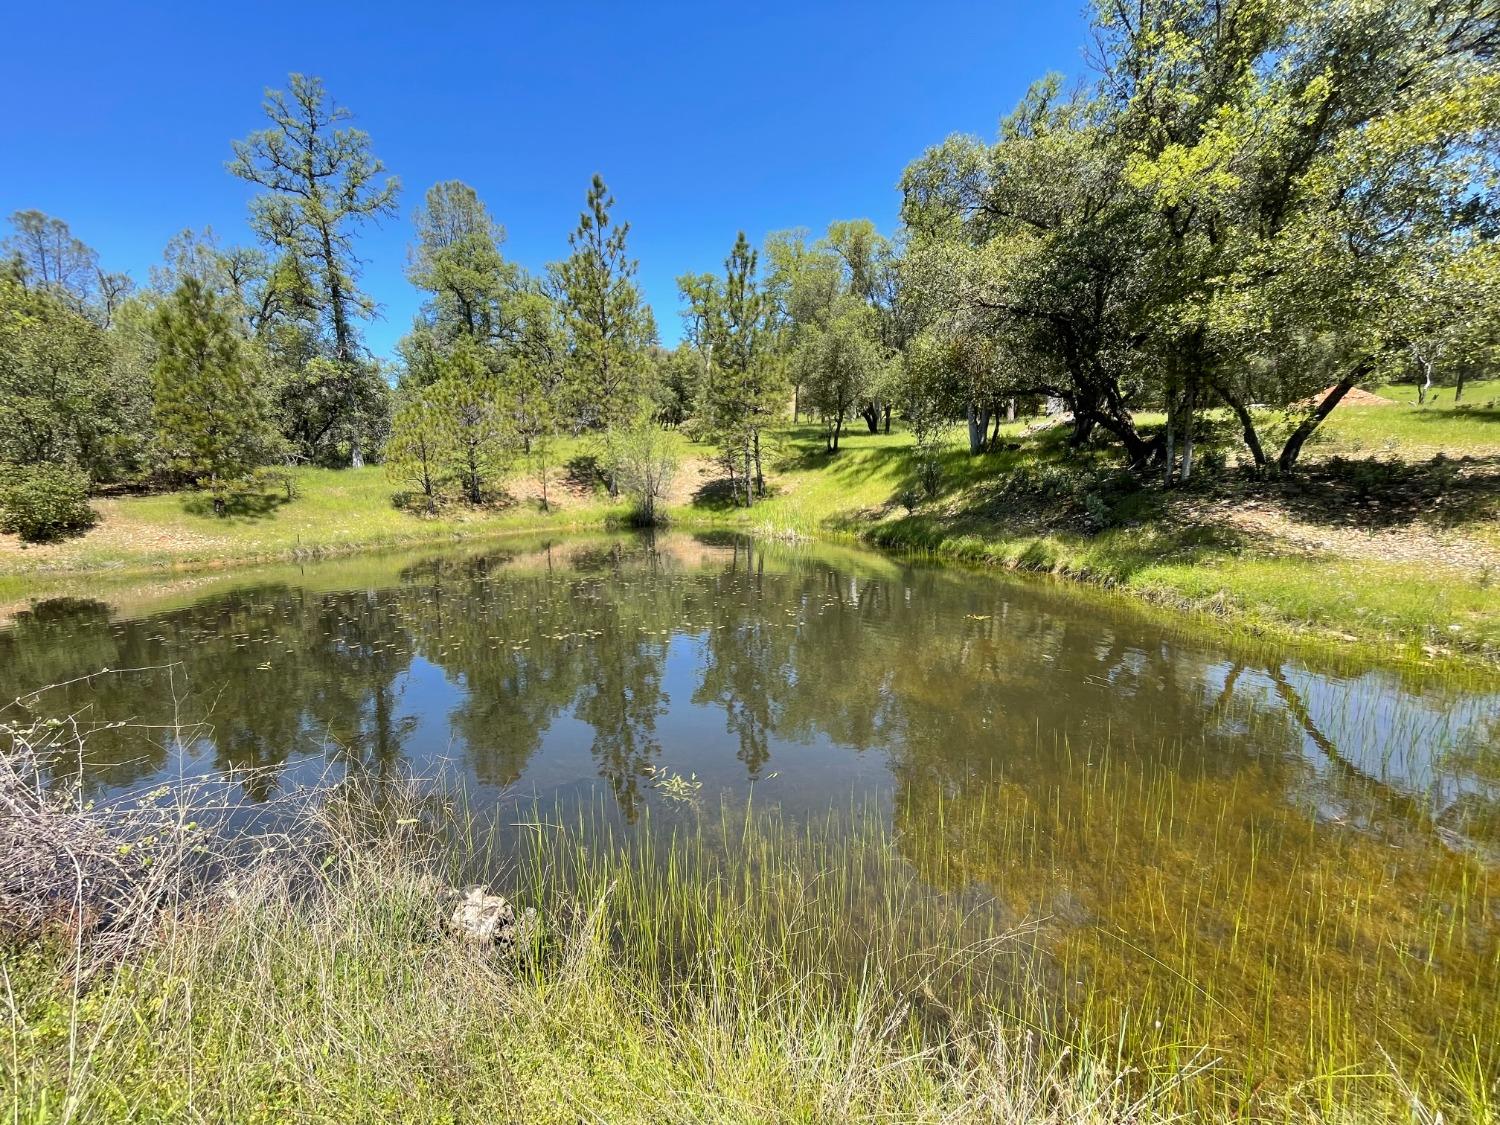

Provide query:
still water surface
left=3, top=533, right=1496, bottom=1088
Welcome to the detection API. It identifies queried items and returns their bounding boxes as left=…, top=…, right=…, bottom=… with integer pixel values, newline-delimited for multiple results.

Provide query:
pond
left=2, top=532, right=1496, bottom=1098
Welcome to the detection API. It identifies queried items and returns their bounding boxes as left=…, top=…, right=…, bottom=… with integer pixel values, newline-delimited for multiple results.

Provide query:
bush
left=996, top=461, right=1142, bottom=530
left=0, top=463, right=97, bottom=543
left=609, top=424, right=679, bottom=526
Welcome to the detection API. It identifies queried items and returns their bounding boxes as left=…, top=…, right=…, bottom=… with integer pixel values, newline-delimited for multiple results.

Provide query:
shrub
left=609, top=423, right=679, bottom=526
left=0, top=462, right=97, bottom=543
left=1081, top=490, right=1113, bottom=531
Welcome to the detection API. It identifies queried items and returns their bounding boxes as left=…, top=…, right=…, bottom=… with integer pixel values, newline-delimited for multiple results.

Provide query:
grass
left=3, top=396, right=1498, bottom=671
left=1366, top=376, right=1500, bottom=409
left=865, top=518, right=1500, bottom=667
left=4, top=753, right=1489, bottom=1124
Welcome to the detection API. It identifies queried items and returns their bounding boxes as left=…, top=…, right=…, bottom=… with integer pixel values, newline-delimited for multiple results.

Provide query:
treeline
left=3, top=0, right=1497, bottom=540
left=898, top=0, right=1499, bottom=481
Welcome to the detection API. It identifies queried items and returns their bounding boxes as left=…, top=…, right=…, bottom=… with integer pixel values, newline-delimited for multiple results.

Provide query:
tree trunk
left=1416, top=357, right=1433, bottom=405
left=422, top=454, right=436, bottom=513
left=1164, top=416, right=1176, bottom=486
left=966, top=403, right=991, bottom=455
left=350, top=438, right=364, bottom=470
left=1277, top=366, right=1366, bottom=472
left=1006, top=398, right=1016, bottom=423
left=1455, top=368, right=1466, bottom=402
left=1212, top=379, right=1268, bottom=471
left=882, top=404, right=891, bottom=434
left=1180, top=392, right=1195, bottom=483
left=1070, top=410, right=1097, bottom=447
left=1088, top=408, right=1161, bottom=469
left=860, top=403, right=880, bottom=433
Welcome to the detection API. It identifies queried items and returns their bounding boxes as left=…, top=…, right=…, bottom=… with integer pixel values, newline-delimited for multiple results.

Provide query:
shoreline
left=3, top=496, right=1496, bottom=682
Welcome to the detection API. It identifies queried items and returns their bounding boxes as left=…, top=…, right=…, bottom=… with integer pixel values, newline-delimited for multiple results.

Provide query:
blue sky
left=1, top=1, right=1091, bottom=358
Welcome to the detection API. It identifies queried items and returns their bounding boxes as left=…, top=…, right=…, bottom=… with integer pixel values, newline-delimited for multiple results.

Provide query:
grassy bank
left=4, top=756, right=1483, bottom=1124
left=695, top=396, right=1500, bottom=669
left=0, top=455, right=638, bottom=589
left=4, top=387, right=1499, bottom=669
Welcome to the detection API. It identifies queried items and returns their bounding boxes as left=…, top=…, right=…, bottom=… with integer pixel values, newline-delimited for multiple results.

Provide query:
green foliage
left=0, top=269, right=152, bottom=483
left=383, top=389, right=444, bottom=513
left=902, top=333, right=955, bottom=496
left=795, top=297, right=887, bottom=451
left=229, top=73, right=400, bottom=464
left=679, top=232, right=786, bottom=504
left=427, top=347, right=517, bottom=505
left=647, top=342, right=702, bottom=427
left=608, top=422, right=679, bottom=526
left=385, top=344, right=520, bottom=507
left=405, top=181, right=524, bottom=347
left=894, top=0, right=1500, bottom=473
left=552, top=175, right=656, bottom=438
left=150, top=279, right=276, bottom=512
left=0, top=462, right=96, bottom=542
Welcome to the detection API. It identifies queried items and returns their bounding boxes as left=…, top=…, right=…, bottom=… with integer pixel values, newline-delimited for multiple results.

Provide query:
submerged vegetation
left=3, top=734, right=1494, bottom=1123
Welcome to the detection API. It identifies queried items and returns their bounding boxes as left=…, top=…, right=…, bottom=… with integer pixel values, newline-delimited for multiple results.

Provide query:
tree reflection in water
left=2, top=532, right=1495, bottom=1086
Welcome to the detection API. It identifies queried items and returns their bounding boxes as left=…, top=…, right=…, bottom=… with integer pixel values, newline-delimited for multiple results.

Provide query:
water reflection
left=2, top=533, right=1496, bottom=1085
left=2, top=534, right=1495, bottom=835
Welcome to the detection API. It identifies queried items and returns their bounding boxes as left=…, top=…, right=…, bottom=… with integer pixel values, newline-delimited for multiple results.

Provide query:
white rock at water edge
left=442, top=885, right=536, bottom=950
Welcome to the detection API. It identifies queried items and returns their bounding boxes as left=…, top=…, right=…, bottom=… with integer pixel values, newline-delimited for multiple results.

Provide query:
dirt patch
left=1297, top=386, right=1397, bottom=408
left=503, top=454, right=722, bottom=512
left=0, top=498, right=231, bottom=563
left=1169, top=491, right=1500, bottom=574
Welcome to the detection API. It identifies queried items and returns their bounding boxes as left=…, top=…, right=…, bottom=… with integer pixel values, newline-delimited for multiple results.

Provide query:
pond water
left=3, top=532, right=1496, bottom=1094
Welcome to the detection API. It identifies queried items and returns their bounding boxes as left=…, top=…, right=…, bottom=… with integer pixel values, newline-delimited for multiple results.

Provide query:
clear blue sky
left=1, top=1, right=1091, bottom=358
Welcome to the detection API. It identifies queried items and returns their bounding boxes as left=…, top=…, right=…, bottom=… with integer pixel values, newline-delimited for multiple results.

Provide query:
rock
left=440, top=884, right=537, bottom=951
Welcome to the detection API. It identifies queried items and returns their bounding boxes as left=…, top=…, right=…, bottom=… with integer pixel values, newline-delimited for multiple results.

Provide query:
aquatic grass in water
left=903, top=740, right=1496, bottom=1119
left=3, top=778, right=1201, bottom=1124
left=7, top=773, right=1484, bottom=1122
left=464, top=770, right=1494, bottom=1119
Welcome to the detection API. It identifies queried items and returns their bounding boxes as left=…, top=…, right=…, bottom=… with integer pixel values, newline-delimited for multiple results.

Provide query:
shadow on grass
left=1399, top=402, right=1500, bottom=422
left=869, top=508, right=1244, bottom=583
left=1253, top=453, right=1500, bottom=530
left=565, top=454, right=607, bottom=493
left=689, top=476, right=743, bottom=513
left=180, top=491, right=290, bottom=522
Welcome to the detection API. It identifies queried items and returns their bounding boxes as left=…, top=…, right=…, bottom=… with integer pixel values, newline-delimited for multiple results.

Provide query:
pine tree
left=680, top=232, right=784, bottom=505
left=552, top=175, right=656, bottom=474
left=150, top=279, right=271, bottom=513
left=229, top=74, right=400, bottom=465
left=429, top=344, right=516, bottom=506
left=384, top=388, right=444, bottom=513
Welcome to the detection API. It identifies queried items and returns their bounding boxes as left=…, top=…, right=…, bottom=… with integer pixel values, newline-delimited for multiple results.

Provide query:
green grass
left=864, top=518, right=1500, bottom=667
left=1366, top=377, right=1500, bottom=408
left=0, top=438, right=648, bottom=579
left=5, top=779, right=1487, bottom=1123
